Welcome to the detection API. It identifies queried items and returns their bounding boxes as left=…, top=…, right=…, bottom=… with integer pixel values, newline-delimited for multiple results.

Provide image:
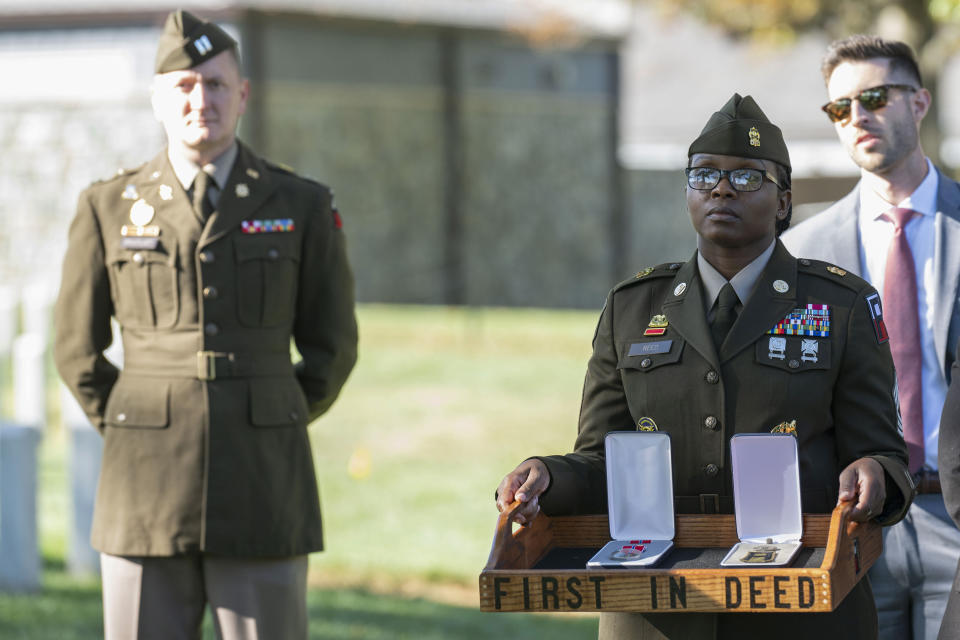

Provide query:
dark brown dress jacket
left=54, top=142, right=357, bottom=557
left=537, top=241, right=913, bottom=639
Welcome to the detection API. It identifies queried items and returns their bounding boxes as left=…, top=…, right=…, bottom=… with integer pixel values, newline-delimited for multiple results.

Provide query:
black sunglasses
left=685, top=167, right=782, bottom=192
left=821, top=84, right=917, bottom=123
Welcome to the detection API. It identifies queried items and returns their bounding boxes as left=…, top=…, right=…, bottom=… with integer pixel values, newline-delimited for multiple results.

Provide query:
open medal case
left=480, top=432, right=881, bottom=614
left=586, top=432, right=674, bottom=568
left=720, top=434, right=803, bottom=568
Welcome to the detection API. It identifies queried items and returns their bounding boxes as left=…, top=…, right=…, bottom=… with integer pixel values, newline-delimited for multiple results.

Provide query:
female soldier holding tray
left=496, top=94, right=914, bottom=639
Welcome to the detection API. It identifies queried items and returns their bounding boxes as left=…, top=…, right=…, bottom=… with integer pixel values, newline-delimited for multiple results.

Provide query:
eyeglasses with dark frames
left=685, top=167, right=782, bottom=192
left=821, top=84, right=917, bottom=123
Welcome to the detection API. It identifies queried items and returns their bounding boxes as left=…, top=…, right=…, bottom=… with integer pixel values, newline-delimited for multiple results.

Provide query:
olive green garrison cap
left=688, top=93, right=791, bottom=170
left=155, top=9, right=238, bottom=73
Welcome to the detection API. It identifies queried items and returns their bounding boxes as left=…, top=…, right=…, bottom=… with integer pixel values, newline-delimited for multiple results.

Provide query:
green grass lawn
left=3, top=304, right=603, bottom=638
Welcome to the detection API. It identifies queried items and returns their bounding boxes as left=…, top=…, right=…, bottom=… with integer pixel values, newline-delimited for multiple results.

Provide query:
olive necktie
left=711, top=283, right=739, bottom=350
left=192, top=170, right=214, bottom=222
left=881, top=207, right=924, bottom=473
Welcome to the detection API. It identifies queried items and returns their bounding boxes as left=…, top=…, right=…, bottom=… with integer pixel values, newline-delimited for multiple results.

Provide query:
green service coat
left=538, top=241, right=913, bottom=639
left=54, top=142, right=357, bottom=557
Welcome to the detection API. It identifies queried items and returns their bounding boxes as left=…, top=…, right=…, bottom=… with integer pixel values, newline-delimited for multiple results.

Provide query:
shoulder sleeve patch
left=864, top=292, right=889, bottom=344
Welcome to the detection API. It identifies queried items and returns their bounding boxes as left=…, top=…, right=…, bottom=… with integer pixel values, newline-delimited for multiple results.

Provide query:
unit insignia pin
left=236, top=183, right=250, bottom=198
left=637, top=417, right=659, bottom=432
left=129, top=199, right=155, bottom=226
left=649, top=314, right=668, bottom=328
left=158, top=184, right=173, bottom=201
left=827, top=266, right=847, bottom=277
left=749, top=126, right=761, bottom=147
left=246, top=168, right=260, bottom=179
left=121, top=184, right=139, bottom=200
left=772, top=279, right=789, bottom=293
left=644, top=314, right=668, bottom=336
left=636, top=267, right=654, bottom=279
left=770, top=420, right=797, bottom=436
left=674, top=283, right=687, bottom=296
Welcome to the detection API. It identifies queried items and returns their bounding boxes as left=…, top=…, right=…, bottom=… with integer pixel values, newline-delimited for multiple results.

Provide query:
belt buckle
left=699, top=493, right=719, bottom=514
left=197, top=351, right=216, bottom=381
left=197, top=351, right=234, bottom=380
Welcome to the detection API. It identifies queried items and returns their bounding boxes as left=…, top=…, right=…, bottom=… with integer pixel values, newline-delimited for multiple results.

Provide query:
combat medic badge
left=121, top=198, right=161, bottom=250
left=721, top=434, right=803, bottom=568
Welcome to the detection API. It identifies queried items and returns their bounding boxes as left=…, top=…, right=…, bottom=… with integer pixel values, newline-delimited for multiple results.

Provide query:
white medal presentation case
left=587, top=431, right=675, bottom=568
left=720, top=433, right=803, bottom=568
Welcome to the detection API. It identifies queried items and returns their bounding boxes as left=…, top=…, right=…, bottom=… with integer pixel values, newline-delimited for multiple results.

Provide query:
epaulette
left=796, top=258, right=870, bottom=293
left=612, top=261, right=683, bottom=293
left=91, top=162, right=147, bottom=186
left=264, top=160, right=331, bottom=193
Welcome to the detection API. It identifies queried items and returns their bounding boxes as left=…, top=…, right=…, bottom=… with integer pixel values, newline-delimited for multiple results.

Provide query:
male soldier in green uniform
left=54, top=10, right=357, bottom=639
left=497, top=94, right=914, bottom=638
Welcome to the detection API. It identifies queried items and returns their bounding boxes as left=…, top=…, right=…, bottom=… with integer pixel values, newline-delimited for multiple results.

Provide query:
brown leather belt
left=914, top=469, right=941, bottom=494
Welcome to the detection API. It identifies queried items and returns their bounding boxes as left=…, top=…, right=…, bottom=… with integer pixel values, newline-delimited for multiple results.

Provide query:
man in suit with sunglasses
left=783, top=34, right=960, bottom=640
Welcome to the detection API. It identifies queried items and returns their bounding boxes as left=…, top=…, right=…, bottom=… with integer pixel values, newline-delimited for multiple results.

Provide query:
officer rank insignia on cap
left=241, top=218, right=295, bottom=234
left=767, top=304, right=830, bottom=337
left=749, top=126, right=760, bottom=147
left=865, top=292, right=889, bottom=344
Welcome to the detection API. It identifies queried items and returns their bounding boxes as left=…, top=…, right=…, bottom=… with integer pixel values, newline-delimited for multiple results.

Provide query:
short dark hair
left=821, top=35, right=922, bottom=86
left=772, top=161, right=792, bottom=236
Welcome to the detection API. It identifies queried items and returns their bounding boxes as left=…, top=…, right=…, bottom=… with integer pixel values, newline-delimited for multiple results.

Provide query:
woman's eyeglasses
left=685, top=167, right=782, bottom=192
left=821, top=84, right=917, bottom=123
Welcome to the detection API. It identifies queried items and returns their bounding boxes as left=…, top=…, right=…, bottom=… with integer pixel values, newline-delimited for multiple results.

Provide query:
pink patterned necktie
left=881, top=207, right=924, bottom=473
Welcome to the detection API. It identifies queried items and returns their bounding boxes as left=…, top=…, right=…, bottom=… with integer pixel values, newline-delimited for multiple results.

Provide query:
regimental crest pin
left=770, top=420, right=797, bottom=436
left=636, top=267, right=654, bottom=279
left=246, top=168, right=260, bottom=179
left=158, top=184, right=173, bottom=201
left=235, top=183, right=250, bottom=198
left=749, top=126, right=760, bottom=147
left=827, top=265, right=847, bottom=277
left=637, top=417, right=659, bottom=432
left=129, top=199, right=155, bottom=226
left=121, top=184, right=139, bottom=200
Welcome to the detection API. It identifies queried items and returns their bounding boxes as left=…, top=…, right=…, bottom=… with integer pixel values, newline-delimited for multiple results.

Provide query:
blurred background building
left=2, top=0, right=960, bottom=309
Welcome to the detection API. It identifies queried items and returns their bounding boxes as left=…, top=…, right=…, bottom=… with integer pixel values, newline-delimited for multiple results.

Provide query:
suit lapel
left=199, top=143, right=277, bottom=249
left=661, top=254, right=719, bottom=369
left=827, top=187, right=863, bottom=275
left=932, top=171, right=960, bottom=377
left=719, top=241, right=797, bottom=363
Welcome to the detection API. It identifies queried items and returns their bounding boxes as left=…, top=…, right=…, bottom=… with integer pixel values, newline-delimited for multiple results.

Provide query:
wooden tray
left=479, top=500, right=879, bottom=613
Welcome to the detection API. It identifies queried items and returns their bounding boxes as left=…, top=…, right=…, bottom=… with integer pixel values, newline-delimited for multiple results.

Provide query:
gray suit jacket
left=781, top=167, right=960, bottom=383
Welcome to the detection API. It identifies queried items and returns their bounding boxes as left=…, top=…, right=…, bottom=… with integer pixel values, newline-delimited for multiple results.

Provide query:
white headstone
left=13, top=333, right=46, bottom=428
